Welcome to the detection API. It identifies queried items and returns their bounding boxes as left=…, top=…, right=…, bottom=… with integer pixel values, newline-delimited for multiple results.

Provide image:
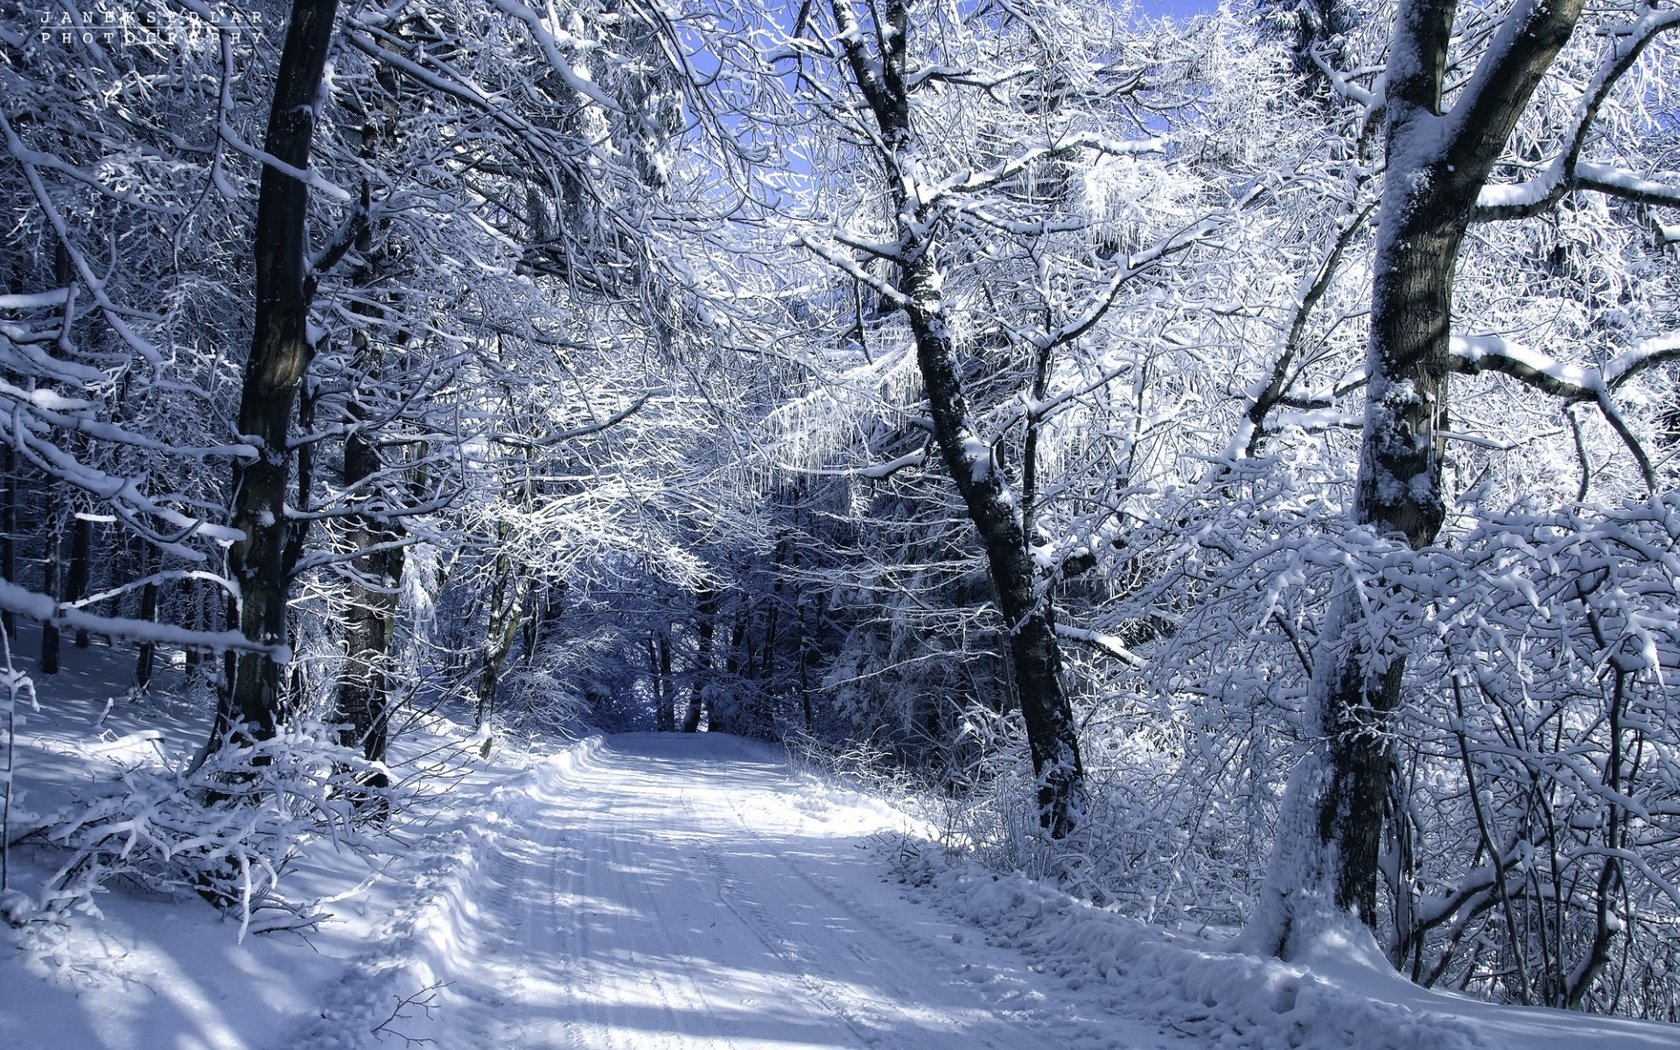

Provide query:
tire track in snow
left=536, top=762, right=737, bottom=1050
left=691, top=751, right=1079, bottom=1050
left=710, top=787, right=1067, bottom=1038
left=681, top=784, right=890, bottom=1049
left=528, top=739, right=883, bottom=1049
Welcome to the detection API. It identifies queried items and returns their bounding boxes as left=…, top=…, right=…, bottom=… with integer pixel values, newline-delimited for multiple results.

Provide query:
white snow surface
left=4, top=660, right=1680, bottom=1049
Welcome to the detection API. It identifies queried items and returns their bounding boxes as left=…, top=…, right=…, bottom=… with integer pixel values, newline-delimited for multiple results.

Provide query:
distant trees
left=768, top=0, right=1266, bottom=836
left=818, top=0, right=1091, bottom=835
left=1, top=3, right=259, bottom=661
left=1, top=0, right=716, bottom=743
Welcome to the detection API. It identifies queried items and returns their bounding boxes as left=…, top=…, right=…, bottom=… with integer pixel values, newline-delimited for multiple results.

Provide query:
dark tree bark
left=134, top=543, right=158, bottom=688
left=711, top=613, right=754, bottom=736
left=649, top=631, right=676, bottom=732
left=219, top=0, right=344, bottom=748
left=681, top=588, right=718, bottom=733
left=64, top=514, right=91, bottom=648
left=38, top=506, right=63, bottom=675
left=828, top=0, right=1085, bottom=836
left=1, top=253, right=18, bottom=641
left=658, top=633, right=675, bottom=730
left=36, top=241, right=74, bottom=674
left=184, top=576, right=207, bottom=675
left=475, top=543, right=526, bottom=729
left=1, top=443, right=15, bottom=641
left=797, top=585, right=825, bottom=736
left=333, top=398, right=403, bottom=783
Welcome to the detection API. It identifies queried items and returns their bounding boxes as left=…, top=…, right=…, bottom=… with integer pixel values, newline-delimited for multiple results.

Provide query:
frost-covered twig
left=370, top=980, right=450, bottom=1047
left=16, top=722, right=391, bottom=939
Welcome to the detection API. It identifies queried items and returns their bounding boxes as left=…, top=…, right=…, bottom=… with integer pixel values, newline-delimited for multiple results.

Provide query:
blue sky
left=1135, top=0, right=1228, bottom=21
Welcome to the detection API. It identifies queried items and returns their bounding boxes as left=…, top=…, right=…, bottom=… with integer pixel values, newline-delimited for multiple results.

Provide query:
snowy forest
left=2, top=0, right=1680, bottom=1044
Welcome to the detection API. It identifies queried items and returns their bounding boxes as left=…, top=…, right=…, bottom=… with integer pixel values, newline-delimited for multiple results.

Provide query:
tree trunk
left=906, top=260, right=1085, bottom=836
left=798, top=589, right=825, bottom=736
left=36, top=242, right=74, bottom=673
left=184, top=576, right=204, bottom=675
left=333, top=407, right=402, bottom=784
left=38, top=506, right=63, bottom=675
left=0, top=242, right=16, bottom=641
left=710, top=614, right=749, bottom=735
left=1, top=444, right=15, bottom=640
left=65, top=513, right=91, bottom=648
left=331, top=42, right=408, bottom=792
left=650, top=631, right=676, bottom=732
left=476, top=551, right=526, bottom=729
left=1247, top=0, right=1586, bottom=958
left=830, top=0, right=1084, bottom=835
left=681, top=588, right=717, bottom=733
left=134, top=543, right=158, bottom=688
left=219, top=0, right=343, bottom=748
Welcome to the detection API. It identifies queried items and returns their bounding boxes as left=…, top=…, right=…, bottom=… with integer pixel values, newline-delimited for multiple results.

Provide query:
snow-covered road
left=384, top=732, right=1125, bottom=1049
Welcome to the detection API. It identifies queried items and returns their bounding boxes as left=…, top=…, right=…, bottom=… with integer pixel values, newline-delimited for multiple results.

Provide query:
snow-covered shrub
left=496, top=633, right=616, bottom=735
left=1386, top=500, right=1680, bottom=1018
left=1122, top=485, right=1680, bottom=1017
left=9, top=723, right=386, bottom=939
left=785, top=727, right=917, bottom=797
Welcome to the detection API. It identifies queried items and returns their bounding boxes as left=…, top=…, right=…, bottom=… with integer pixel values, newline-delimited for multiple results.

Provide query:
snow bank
left=287, top=734, right=611, bottom=1050
left=924, top=865, right=1487, bottom=1050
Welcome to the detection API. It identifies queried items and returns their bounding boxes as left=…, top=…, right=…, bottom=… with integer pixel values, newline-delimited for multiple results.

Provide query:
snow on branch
left=1309, top=47, right=1379, bottom=112
left=0, top=578, right=270, bottom=656
left=1031, top=222, right=1208, bottom=351
left=1449, top=331, right=1677, bottom=488
left=1450, top=331, right=1680, bottom=398
left=485, top=0, right=621, bottom=113
left=1603, top=333, right=1680, bottom=388
left=1054, top=623, right=1143, bottom=667
left=8, top=418, right=243, bottom=554
left=1574, top=163, right=1680, bottom=208
left=1, top=112, right=170, bottom=369
left=214, top=120, right=354, bottom=203
left=1449, top=334, right=1603, bottom=400
left=342, top=24, right=593, bottom=184
left=854, top=448, right=927, bottom=480
left=1, top=374, right=258, bottom=461
left=489, top=393, right=651, bottom=448
left=0, top=289, right=71, bottom=311
left=1023, top=357, right=1135, bottom=425
left=1473, top=6, right=1680, bottom=221
left=792, top=234, right=911, bottom=306
left=919, top=131, right=1163, bottom=209
left=306, top=182, right=371, bottom=291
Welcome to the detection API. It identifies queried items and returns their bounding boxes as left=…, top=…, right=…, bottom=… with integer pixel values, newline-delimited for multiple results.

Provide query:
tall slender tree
left=221, top=0, right=359, bottom=747
left=813, top=0, right=1093, bottom=834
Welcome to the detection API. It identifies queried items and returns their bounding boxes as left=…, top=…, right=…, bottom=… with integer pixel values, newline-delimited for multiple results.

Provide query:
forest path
left=383, top=732, right=1155, bottom=1050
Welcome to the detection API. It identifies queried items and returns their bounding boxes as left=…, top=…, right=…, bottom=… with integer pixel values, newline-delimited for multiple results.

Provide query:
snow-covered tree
left=1245, top=0, right=1680, bottom=963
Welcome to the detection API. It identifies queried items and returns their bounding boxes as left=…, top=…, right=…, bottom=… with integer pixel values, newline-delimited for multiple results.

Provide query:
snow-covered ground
left=3, top=652, right=1679, bottom=1049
